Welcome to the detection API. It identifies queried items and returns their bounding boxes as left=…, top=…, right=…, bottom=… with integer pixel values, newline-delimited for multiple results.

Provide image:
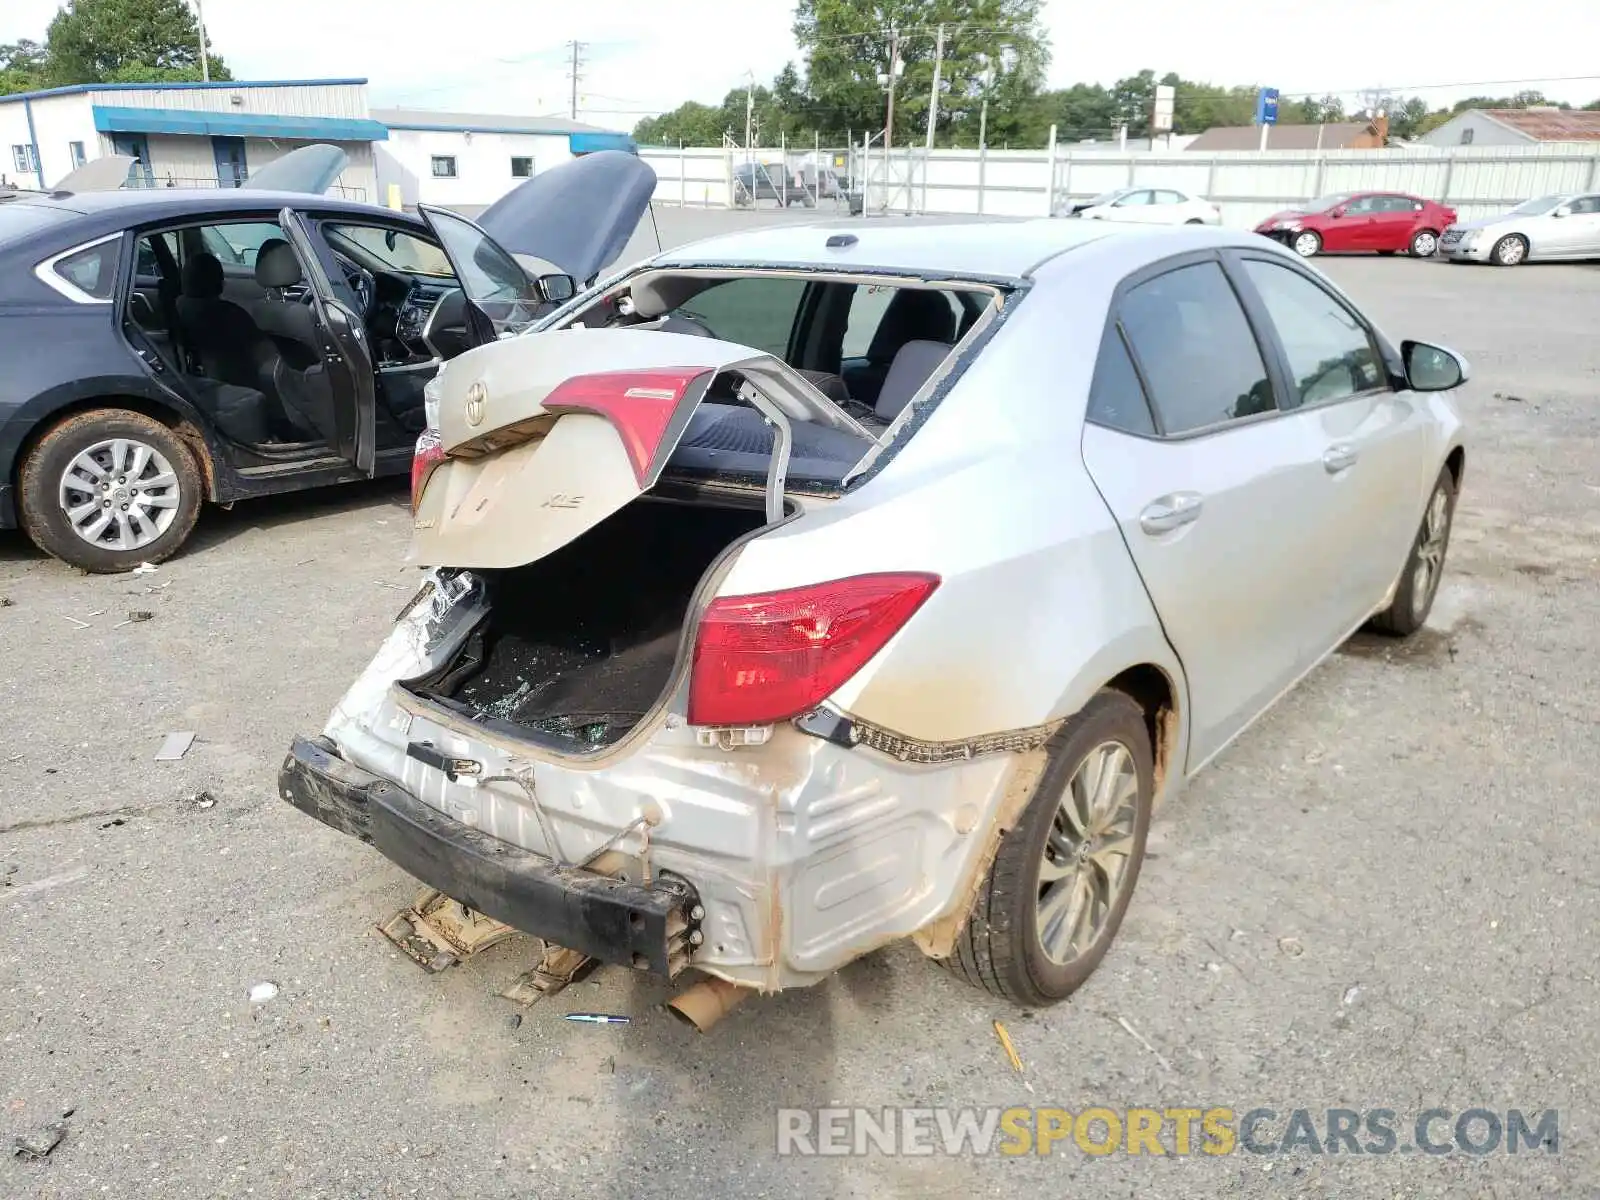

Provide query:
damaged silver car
left=280, top=216, right=1469, bottom=1012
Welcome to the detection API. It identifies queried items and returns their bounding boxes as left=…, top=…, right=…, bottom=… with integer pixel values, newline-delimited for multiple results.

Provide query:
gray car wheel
left=19, top=409, right=203, bottom=573
left=1368, top=465, right=1457, bottom=636
left=1492, top=234, right=1528, bottom=266
left=946, top=690, right=1153, bottom=1006
left=1292, top=230, right=1322, bottom=257
left=1410, top=229, right=1439, bottom=257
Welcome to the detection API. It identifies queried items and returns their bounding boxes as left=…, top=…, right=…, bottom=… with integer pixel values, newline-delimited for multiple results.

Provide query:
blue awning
left=568, top=131, right=636, bottom=155
left=92, top=105, right=389, bottom=142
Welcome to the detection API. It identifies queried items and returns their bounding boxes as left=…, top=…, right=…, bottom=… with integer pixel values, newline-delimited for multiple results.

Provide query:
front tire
left=1409, top=229, right=1439, bottom=257
left=19, top=409, right=203, bottom=574
left=1491, top=234, right=1528, bottom=266
left=946, top=690, right=1153, bottom=1006
left=1292, top=230, right=1322, bottom=257
left=1368, top=466, right=1456, bottom=636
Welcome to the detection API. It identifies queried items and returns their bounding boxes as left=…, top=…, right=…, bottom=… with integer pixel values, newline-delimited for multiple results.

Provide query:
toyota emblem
left=464, top=381, right=487, bottom=427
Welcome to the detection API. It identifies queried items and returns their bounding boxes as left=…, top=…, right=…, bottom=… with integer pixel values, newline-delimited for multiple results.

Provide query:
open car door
left=414, top=205, right=546, bottom=348
left=410, top=329, right=872, bottom=568
left=277, top=208, right=378, bottom=472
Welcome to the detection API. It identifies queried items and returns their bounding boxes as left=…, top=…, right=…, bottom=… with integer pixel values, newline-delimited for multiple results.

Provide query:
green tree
left=44, top=0, right=229, bottom=86
left=793, top=0, right=1047, bottom=146
left=634, top=101, right=732, bottom=146
left=0, top=40, right=49, bottom=94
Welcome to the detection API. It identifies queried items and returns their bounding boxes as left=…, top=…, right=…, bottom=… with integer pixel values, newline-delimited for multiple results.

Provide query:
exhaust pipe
left=667, top=976, right=752, bottom=1033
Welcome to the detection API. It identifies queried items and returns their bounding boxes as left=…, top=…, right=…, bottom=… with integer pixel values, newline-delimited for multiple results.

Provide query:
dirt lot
left=2, top=213, right=1597, bottom=1199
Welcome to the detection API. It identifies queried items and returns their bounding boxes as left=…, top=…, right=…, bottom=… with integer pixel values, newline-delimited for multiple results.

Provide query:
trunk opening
left=403, top=495, right=767, bottom=751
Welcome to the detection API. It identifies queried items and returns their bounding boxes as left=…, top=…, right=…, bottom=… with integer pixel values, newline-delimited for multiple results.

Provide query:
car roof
left=651, top=217, right=1133, bottom=280
left=0, top=187, right=421, bottom=237
left=647, top=217, right=1267, bottom=282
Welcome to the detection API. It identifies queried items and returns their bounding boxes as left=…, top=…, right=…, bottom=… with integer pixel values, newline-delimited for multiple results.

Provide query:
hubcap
left=1036, top=741, right=1139, bottom=965
left=1414, top=232, right=1437, bottom=256
left=1411, top=485, right=1451, bottom=619
left=57, top=438, right=181, bottom=552
left=1498, top=238, right=1525, bottom=265
left=1293, top=233, right=1319, bottom=257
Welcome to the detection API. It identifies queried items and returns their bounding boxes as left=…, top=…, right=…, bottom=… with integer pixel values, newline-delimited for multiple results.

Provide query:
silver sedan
left=1440, top=192, right=1600, bottom=264
left=281, top=218, right=1468, bottom=1013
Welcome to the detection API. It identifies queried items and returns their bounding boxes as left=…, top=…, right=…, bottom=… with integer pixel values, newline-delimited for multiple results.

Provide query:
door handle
left=1139, top=492, right=1204, bottom=535
left=1323, top=443, right=1358, bottom=473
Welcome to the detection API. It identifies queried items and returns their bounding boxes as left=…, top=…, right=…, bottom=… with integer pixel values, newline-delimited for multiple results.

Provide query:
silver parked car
left=280, top=217, right=1468, bottom=1011
left=1439, top=192, right=1600, bottom=265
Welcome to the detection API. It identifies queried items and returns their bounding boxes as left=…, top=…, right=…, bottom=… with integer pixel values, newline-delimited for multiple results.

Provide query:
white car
left=281, top=216, right=1467, bottom=1015
left=1439, top=192, right=1600, bottom=265
left=1057, top=186, right=1221, bottom=226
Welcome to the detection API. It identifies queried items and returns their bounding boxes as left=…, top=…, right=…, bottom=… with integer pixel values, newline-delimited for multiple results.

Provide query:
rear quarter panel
left=716, top=264, right=1186, bottom=749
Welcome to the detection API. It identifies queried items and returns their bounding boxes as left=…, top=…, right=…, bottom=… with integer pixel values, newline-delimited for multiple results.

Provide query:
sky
left=7, top=0, right=1599, bottom=129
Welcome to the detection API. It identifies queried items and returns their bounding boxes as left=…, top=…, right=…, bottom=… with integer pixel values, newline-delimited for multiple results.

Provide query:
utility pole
left=567, top=41, right=586, bottom=120
left=745, top=70, right=756, bottom=150
left=194, top=0, right=209, bottom=82
left=882, top=27, right=901, bottom=151
left=924, top=23, right=945, bottom=151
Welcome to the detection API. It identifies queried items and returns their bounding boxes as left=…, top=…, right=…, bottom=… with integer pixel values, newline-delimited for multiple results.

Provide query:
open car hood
left=241, top=144, right=348, bottom=195
left=51, top=155, right=135, bottom=193
left=475, top=151, right=656, bottom=285
left=410, top=328, right=869, bottom=569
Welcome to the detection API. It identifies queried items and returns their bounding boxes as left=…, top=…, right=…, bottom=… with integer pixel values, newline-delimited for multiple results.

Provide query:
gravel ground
left=1, top=212, right=1597, bottom=1198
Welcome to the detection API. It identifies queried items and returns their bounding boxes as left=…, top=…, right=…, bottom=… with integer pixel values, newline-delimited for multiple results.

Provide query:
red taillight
left=543, top=367, right=710, bottom=486
left=688, top=573, right=940, bottom=727
left=410, top=429, right=446, bottom=512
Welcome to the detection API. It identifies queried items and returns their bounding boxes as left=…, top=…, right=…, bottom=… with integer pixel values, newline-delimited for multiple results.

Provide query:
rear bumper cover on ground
left=278, top=735, right=697, bottom=975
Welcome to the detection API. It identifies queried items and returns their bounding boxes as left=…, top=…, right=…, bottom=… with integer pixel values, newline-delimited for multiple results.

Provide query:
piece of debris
left=994, top=1020, right=1025, bottom=1073
left=2, top=864, right=17, bottom=887
left=505, top=1013, right=523, bottom=1030
left=126, top=610, right=154, bottom=623
left=1278, top=936, right=1305, bottom=958
left=132, top=562, right=159, bottom=575
left=63, top=615, right=91, bottom=629
left=100, top=817, right=125, bottom=829
left=1493, top=391, right=1526, bottom=403
left=0, top=597, right=13, bottom=607
left=154, top=732, right=195, bottom=761
left=1115, top=1016, right=1173, bottom=1072
left=1341, top=984, right=1362, bottom=1006
left=186, top=790, right=217, bottom=810
left=563, top=1013, right=629, bottom=1026
left=374, top=580, right=405, bottom=591
left=12, top=1121, right=67, bottom=1161
left=248, top=981, right=280, bottom=1004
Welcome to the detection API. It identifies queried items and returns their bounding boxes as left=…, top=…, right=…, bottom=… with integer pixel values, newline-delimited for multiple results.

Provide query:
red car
left=1256, top=191, right=1458, bottom=259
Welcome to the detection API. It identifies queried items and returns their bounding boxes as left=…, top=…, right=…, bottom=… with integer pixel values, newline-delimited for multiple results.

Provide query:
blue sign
left=1256, top=87, right=1281, bottom=125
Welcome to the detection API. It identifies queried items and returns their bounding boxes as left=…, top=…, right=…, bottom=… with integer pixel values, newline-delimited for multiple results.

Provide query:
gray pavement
left=1, top=213, right=1597, bottom=1198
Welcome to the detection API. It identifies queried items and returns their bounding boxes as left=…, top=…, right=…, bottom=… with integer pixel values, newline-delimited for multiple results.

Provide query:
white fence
left=639, top=140, right=1600, bottom=229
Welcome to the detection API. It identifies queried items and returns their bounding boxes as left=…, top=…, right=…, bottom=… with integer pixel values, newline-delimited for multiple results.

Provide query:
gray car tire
left=945, top=690, right=1153, bottom=1007
left=19, top=408, right=203, bottom=574
left=1368, top=465, right=1456, bottom=636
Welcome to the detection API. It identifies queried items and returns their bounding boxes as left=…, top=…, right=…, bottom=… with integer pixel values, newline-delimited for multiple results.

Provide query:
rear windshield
left=0, top=201, right=76, bottom=246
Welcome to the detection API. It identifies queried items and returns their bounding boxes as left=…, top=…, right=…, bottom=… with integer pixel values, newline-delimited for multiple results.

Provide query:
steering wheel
left=342, top=260, right=377, bottom=320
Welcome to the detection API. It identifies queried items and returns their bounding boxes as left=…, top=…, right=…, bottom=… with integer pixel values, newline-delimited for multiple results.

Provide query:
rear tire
left=1409, top=229, right=1439, bottom=257
left=19, top=408, right=203, bottom=574
left=945, top=690, right=1153, bottom=1007
left=1491, top=234, right=1528, bottom=266
left=1368, top=466, right=1456, bottom=636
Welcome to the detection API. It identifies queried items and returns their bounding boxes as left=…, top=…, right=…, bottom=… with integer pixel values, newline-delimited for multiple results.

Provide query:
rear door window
left=671, top=276, right=810, bottom=358
left=1117, top=261, right=1276, bottom=435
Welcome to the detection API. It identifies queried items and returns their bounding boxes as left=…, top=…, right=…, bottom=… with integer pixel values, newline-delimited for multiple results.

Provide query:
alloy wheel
left=1412, top=231, right=1438, bottom=257
left=57, top=437, right=182, bottom=552
left=1410, top=485, right=1451, bottom=621
left=1036, top=740, right=1140, bottom=965
left=1495, top=236, right=1527, bottom=266
left=1293, top=232, right=1320, bottom=257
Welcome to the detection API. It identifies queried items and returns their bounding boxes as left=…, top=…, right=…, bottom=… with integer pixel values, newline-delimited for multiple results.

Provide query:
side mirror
left=1403, top=340, right=1469, bottom=392
left=538, top=273, right=576, bottom=303
left=1552, top=205, right=1571, bottom=219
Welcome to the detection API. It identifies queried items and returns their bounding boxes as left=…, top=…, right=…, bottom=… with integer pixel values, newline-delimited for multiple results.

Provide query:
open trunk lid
left=410, top=329, right=870, bottom=569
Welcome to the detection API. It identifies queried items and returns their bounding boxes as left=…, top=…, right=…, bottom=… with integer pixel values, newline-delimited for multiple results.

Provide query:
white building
left=1419, top=107, right=1600, bottom=148
left=1, top=78, right=386, bottom=199
left=372, top=108, right=636, bottom=211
